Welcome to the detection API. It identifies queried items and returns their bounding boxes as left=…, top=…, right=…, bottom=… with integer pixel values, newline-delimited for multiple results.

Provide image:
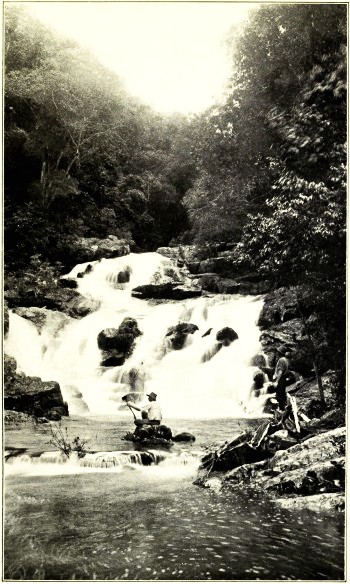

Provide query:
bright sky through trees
left=26, top=2, right=255, bottom=114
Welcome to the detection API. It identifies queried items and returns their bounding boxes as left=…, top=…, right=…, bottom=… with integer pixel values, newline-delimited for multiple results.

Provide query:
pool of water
left=4, top=416, right=345, bottom=580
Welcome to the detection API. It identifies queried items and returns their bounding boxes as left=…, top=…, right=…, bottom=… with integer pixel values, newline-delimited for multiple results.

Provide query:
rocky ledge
left=4, top=354, right=68, bottom=422
left=195, top=424, right=345, bottom=512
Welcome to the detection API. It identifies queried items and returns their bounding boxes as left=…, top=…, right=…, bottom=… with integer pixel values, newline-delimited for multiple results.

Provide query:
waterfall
left=5, top=252, right=266, bottom=418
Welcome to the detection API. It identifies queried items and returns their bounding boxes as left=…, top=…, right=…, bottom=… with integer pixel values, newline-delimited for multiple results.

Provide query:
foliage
left=5, top=254, right=62, bottom=298
left=49, top=422, right=89, bottom=459
left=4, top=5, right=194, bottom=270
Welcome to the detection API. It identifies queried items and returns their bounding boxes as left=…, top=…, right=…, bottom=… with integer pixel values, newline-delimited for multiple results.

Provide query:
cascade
left=5, top=252, right=266, bottom=418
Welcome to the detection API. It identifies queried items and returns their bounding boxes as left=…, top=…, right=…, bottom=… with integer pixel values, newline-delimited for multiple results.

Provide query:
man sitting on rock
left=125, top=392, right=162, bottom=426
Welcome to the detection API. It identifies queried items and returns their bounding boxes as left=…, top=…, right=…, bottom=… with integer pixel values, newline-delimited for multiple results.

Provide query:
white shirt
left=142, top=401, right=162, bottom=421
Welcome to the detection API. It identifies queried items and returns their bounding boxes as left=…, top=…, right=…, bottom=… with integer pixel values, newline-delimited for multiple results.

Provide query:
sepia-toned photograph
left=3, top=1, right=346, bottom=580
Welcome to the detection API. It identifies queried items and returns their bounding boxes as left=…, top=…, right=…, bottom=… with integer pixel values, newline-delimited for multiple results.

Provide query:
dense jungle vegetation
left=4, top=4, right=346, bottom=391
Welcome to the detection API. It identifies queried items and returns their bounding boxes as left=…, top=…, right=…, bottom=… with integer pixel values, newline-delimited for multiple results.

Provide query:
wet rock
left=132, top=283, right=201, bottom=300
left=59, top=277, right=78, bottom=289
left=117, top=268, right=131, bottom=284
left=199, top=430, right=269, bottom=474
left=98, top=318, right=142, bottom=366
left=252, top=370, right=265, bottom=390
left=124, top=424, right=173, bottom=445
left=100, top=350, right=126, bottom=367
left=4, top=373, right=68, bottom=420
left=216, top=327, right=239, bottom=346
left=173, top=432, right=196, bottom=442
left=77, top=264, right=94, bottom=278
left=5, top=285, right=99, bottom=319
left=166, top=322, right=199, bottom=350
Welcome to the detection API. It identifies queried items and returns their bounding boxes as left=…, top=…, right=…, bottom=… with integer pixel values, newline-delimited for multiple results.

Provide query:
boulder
left=68, top=235, right=132, bottom=264
left=97, top=318, right=142, bottom=366
left=4, top=371, right=68, bottom=419
left=124, top=424, right=173, bottom=445
left=5, top=286, right=99, bottom=319
left=132, top=283, right=201, bottom=300
left=216, top=327, right=239, bottom=346
left=258, top=287, right=315, bottom=330
left=166, top=322, right=199, bottom=350
left=173, top=432, right=196, bottom=442
left=222, top=427, right=346, bottom=504
left=59, top=277, right=78, bottom=289
left=77, top=264, right=94, bottom=278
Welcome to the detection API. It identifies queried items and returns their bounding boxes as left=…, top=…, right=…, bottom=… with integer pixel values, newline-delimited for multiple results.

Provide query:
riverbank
left=4, top=416, right=345, bottom=581
left=194, top=373, right=345, bottom=513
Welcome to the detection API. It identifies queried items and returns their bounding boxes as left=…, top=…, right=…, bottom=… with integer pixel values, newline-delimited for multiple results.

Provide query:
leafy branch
left=49, top=422, right=89, bottom=459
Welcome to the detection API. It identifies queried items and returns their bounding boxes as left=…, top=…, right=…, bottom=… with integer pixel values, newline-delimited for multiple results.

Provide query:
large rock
left=132, top=283, right=201, bottom=300
left=216, top=327, right=239, bottom=346
left=258, top=287, right=315, bottom=330
left=4, top=356, right=68, bottom=420
left=173, top=432, right=196, bottom=442
left=166, top=322, right=199, bottom=350
left=221, top=427, right=346, bottom=509
left=124, top=424, right=173, bottom=445
left=5, top=286, right=99, bottom=319
left=69, top=235, right=132, bottom=264
left=97, top=318, right=142, bottom=366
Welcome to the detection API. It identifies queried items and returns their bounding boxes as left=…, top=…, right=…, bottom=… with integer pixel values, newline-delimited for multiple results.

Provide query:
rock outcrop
left=123, top=424, right=173, bottom=445
left=216, top=327, right=239, bottom=346
left=132, top=283, right=202, bottom=300
left=156, top=245, right=272, bottom=294
left=4, top=354, right=68, bottom=420
left=97, top=318, right=142, bottom=367
left=166, top=322, right=199, bottom=350
left=68, top=235, right=132, bottom=264
left=5, top=285, right=99, bottom=319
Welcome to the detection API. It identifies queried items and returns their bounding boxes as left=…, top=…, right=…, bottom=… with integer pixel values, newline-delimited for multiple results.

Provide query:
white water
left=5, top=252, right=266, bottom=418
left=4, top=449, right=201, bottom=479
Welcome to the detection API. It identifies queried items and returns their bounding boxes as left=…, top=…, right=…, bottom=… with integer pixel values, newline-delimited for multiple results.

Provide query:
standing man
left=273, top=347, right=291, bottom=409
left=125, top=392, right=162, bottom=426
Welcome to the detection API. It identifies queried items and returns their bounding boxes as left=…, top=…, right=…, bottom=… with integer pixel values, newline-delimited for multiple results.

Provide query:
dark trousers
left=134, top=419, right=161, bottom=426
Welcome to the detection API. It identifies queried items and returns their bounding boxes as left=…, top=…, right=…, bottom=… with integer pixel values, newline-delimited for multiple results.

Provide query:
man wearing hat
left=273, top=346, right=292, bottom=409
left=125, top=392, right=162, bottom=426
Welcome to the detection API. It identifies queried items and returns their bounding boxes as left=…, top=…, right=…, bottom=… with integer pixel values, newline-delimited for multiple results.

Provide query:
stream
left=4, top=252, right=345, bottom=580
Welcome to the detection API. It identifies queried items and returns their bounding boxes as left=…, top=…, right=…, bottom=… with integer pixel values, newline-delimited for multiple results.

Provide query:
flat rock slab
left=275, top=493, right=345, bottom=512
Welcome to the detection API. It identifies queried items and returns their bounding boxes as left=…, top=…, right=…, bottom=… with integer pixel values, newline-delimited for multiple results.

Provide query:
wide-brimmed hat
left=147, top=392, right=157, bottom=400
